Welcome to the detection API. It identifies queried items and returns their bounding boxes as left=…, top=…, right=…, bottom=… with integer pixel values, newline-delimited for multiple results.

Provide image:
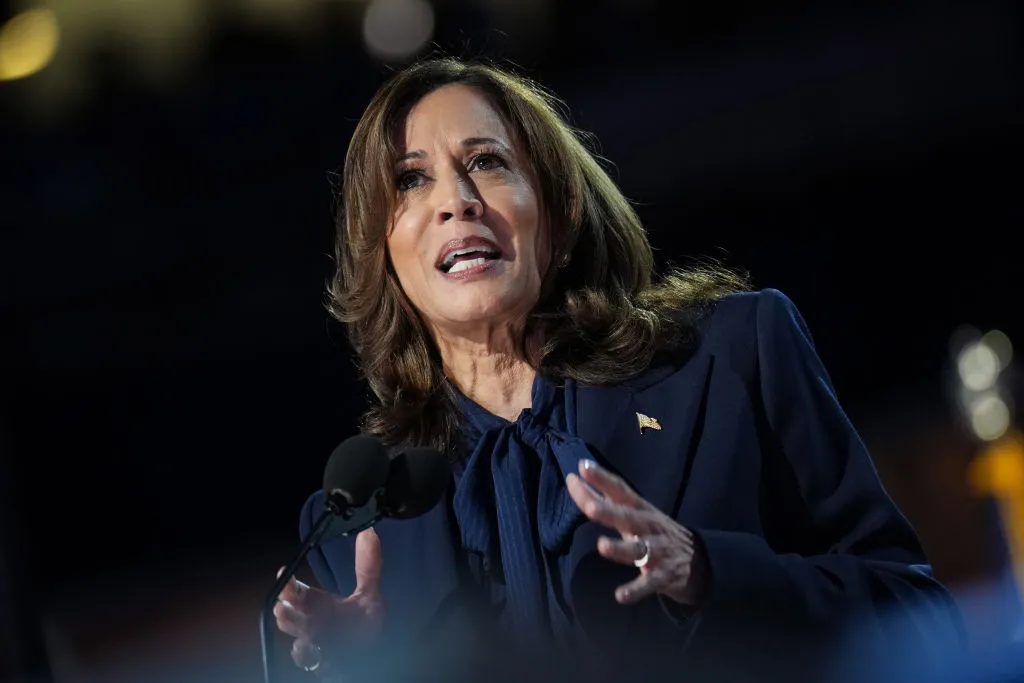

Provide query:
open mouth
left=436, top=238, right=502, bottom=274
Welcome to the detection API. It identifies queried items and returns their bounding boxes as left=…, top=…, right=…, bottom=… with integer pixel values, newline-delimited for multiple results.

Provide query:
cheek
left=386, top=228, right=425, bottom=311
left=386, top=214, right=422, bottom=276
left=513, top=190, right=546, bottom=272
left=534, top=216, right=550, bottom=273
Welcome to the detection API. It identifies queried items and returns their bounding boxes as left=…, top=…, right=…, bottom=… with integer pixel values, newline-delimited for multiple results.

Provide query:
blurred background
left=2, top=0, right=1022, bottom=681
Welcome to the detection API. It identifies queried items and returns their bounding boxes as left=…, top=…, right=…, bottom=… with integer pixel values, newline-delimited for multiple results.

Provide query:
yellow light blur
left=970, top=431, right=1024, bottom=496
left=0, top=8, right=60, bottom=81
left=969, top=430, right=1024, bottom=594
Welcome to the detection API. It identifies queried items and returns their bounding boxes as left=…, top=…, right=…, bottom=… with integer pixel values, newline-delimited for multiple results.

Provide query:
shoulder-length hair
left=328, top=57, right=748, bottom=453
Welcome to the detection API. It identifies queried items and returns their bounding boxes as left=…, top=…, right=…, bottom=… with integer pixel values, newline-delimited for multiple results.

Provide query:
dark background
left=2, top=0, right=1022, bottom=681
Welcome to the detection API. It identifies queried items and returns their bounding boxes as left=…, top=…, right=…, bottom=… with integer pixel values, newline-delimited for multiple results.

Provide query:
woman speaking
left=273, top=58, right=963, bottom=683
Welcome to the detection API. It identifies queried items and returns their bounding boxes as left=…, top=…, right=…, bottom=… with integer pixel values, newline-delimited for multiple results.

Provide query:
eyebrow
left=394, top=137, right=509, bottom=165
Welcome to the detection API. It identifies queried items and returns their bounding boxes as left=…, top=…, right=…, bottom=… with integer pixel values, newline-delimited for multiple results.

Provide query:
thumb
left=352, top=527, right=383, bottom=597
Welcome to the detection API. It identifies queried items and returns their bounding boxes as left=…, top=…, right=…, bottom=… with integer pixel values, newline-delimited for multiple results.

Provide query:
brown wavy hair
left=328, top=57, right=749, bottom=453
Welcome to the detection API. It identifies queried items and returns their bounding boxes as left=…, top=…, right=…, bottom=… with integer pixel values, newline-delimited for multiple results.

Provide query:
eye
left=396, top=169, right=425, bottom=192
left=469, top=153, right=505, bottom=172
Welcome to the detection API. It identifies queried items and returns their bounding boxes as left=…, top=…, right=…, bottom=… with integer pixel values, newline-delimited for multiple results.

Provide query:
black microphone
left=381, top=447, right=451, bottom=520
left=260, top=435, right=390, bottom=683
left=259, top=437, right=450, bottom=683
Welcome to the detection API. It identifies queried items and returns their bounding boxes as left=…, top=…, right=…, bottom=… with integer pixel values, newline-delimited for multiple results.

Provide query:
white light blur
left=958, top=340, right=1001, bottom=392
left=970, top=393, right=1011, bottom=442
left=949, top=324, right=980, bottom=360
left=362, top=0, right=434, bottom=62
left=982, top=329, right=1014, bottom=369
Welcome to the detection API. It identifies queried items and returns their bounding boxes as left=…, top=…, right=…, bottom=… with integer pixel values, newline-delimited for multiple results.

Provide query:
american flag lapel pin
left=636, top=412, right=662, bottom=434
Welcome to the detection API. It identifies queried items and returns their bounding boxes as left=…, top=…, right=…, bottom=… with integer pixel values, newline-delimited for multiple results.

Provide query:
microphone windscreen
left=322, top=435, right=391, bottom=508
left=383, top=448, right=450, bottom=519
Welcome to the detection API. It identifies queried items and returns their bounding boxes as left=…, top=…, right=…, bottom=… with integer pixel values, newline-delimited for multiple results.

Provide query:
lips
left=435, top=237, right=502, bottom=273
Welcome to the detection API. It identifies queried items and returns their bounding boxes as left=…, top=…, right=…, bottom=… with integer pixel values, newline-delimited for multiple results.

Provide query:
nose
left=434, top=174, right=482, bottom=224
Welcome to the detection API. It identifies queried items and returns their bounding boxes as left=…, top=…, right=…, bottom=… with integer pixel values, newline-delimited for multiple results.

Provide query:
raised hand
left=274, top=528, right=385, bottom=672
left=566, top=459, right=709, bottom=606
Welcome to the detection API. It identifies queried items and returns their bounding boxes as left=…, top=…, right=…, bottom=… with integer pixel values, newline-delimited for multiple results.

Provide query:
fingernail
left=281, top=600, right=294, bottom=610
left=581, top=459, right=597, bottom=471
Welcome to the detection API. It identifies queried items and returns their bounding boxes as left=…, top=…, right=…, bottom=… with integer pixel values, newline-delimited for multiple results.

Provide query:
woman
left=274, top=58, right=963, bottom=682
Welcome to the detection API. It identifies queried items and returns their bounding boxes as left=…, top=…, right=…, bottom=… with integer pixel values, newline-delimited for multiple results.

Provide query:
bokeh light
left=970, top=393, right=1012, bottom=442
left=983, top=329, right=1014, bottom=369
left=958, top=339, right=1001, bottom=392
left=0, top=9, right=60, bottom=81
left=362, top=0, right=434, bottom=62
left=969, top=433, right=1024, bottom=495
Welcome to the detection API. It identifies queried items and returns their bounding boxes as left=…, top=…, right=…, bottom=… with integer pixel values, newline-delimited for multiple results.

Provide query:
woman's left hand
left=566, top=459, right=709, bottom=607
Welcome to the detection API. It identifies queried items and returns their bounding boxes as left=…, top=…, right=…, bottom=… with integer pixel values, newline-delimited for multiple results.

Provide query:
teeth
left=442, top=245, right=498, bottom=268
left=447, top=257, right=488, bottom=274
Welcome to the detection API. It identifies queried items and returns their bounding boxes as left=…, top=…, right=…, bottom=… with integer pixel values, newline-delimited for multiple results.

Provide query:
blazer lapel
left=575, top=353, right=714, bottom=517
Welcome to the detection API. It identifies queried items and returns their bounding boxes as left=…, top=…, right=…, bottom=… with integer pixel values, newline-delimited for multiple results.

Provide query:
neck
left=434, top=322, right=538, bottom=422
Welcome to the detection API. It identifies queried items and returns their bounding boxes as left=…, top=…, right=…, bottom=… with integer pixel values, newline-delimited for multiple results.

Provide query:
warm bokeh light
left=958, top=339, right=1001, bottom=392
left=970, top=431, right=1024, bottom=496
left=362, top=0, right=434, bottom=61
left=969, top=431, right=1024, bottom=604
left=0, top=8, right=60, bottom=81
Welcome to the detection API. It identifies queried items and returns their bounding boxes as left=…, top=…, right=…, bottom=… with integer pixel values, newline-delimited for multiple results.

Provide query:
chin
left=439, top=288, right=534, bottom=325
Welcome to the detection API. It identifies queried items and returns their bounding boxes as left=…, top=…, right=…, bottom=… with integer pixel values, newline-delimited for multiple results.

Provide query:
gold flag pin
left=636, top=412, right=662, bottom=433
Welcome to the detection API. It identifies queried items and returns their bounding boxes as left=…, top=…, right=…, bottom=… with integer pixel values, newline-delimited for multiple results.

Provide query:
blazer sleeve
left=692, top=289, right=965, bottom=660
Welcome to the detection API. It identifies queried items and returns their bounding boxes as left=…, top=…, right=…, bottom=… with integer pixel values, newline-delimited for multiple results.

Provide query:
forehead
left=398, top=84, right=511, bottom=149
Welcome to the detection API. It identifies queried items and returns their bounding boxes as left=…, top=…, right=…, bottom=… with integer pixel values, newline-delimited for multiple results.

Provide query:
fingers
left=598, top=534, right=650, bottom=567
left=291, top=638, right=322, bottom=671
left=278, top=575, right=312, bottom=610
left=353, top=527, right=383, bottom=597
left=275, top=571, right=322, bottom=640
left=615, top=571, right=658, bottom=605
left=274, top=598, right=310, bottom=639
left=566, top=472, right=649, bottom=536
left=578, top=459, right=649, bottom=508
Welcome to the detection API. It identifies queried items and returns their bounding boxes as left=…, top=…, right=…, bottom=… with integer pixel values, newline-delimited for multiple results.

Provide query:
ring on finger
left=632, top=536, right=651, bottom=569
left=302, top=643, right=322, bottom=672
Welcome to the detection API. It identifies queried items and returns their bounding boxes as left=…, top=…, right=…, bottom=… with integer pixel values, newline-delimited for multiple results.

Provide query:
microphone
left=382, top=447, right=451, bottom=519
left=260, top=435, right=389, bottom=683
left=259, top=436, right=449, bottom=683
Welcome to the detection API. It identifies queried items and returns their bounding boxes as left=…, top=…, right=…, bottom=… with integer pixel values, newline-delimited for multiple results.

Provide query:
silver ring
left=302, top=643, right=322, bottom=672
left=633, top=537, right=651, bottom=568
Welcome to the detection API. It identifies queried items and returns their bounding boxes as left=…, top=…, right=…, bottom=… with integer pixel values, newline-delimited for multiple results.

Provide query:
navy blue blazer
left=299, top=289, right=964, bottom=682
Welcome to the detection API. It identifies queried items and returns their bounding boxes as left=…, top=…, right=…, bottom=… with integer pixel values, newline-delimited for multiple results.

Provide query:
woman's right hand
left=274, top=528, right=385, bottom=672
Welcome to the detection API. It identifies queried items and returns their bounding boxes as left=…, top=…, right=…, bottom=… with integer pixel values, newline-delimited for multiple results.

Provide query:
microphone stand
left=260, top=493, right=383, bottom=683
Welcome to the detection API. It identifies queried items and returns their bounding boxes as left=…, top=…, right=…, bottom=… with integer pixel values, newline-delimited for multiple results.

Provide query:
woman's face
left=386, top=84, right=547, bottom=336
